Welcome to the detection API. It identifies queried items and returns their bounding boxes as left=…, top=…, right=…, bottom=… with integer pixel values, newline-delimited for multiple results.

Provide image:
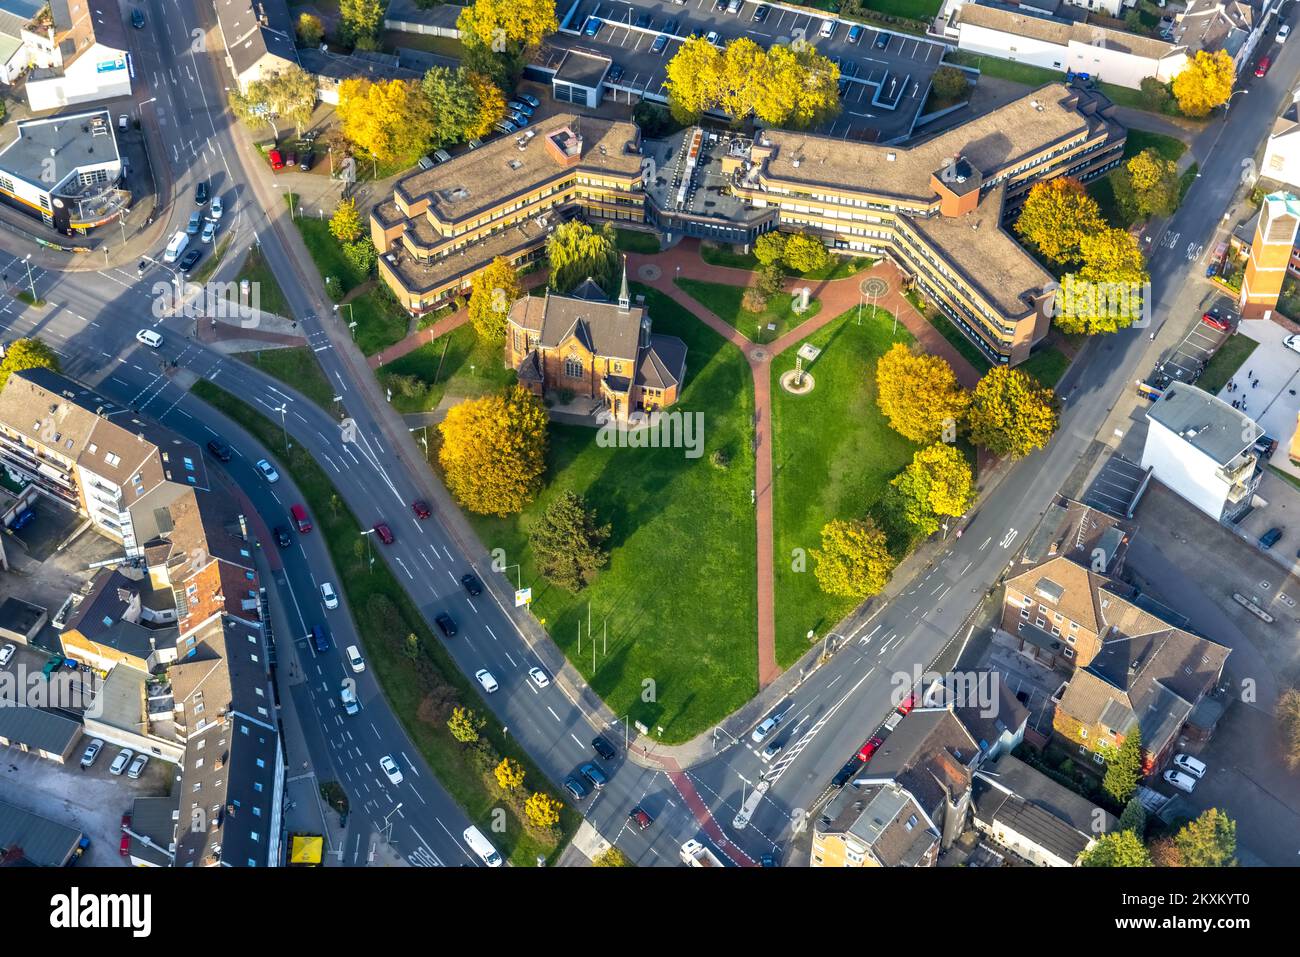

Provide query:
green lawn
left=190, top=234, right=234, bottom=286
left=614, top=229, right=661, bottom=254
left=1198, top=333, right=1259, bottom=394
left=700, top=242, right=760, bottom=271
left=675, top=278, right=821, bottom=344
left=189, top=380, right=575, bottom=866
left=852, top=0, right=942, bottom=19
left=235, top=246, right=291, bottom=319
left=458, top=284, right=758, bottom=743
left=697, top=242, right=871, bottom=282
left=1123, top=129, right=1187, bottom=163
left=770, top=307, right=918, bottom=666
left=235, top=347, right=337, bottom=411
left=378, top=324, right=517, bottom=414
left=1020, top=346, right=1071, bottom=390
left=945, top=52, right=1061, bottom=87
left=925, top=309, right=992, bottom=375
left=344, top=288, right=411, bottom=356
left=285, top=193, right=371, bottom=300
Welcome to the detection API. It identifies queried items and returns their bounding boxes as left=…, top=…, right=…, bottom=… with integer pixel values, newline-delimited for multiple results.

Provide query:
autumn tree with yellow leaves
left=874, top=343, right=971, bottom=444
left=967, top=366, right=1059, bottom=460
left=438, top=386, right=549, bottom=517
left=1014, top=177, right=1103, bottom=268
left=812, top=518, right=897, bottom=599
left=467, top=256, right=523, bottom=341
left=1172, top=50, right=1234, bottom=117
left=886, top=443, right=974, bottom=539
left=524, top=791, right=562, bottom=829
left=336, top=78, right=435, bottom=162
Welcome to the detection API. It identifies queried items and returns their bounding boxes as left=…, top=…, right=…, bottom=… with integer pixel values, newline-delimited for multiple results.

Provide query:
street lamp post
left=360, top=528, right=375, bottom=571
left=275, top=403, right=289, bottom=449
left=1226, top=89, right=1249, bottom=114
left=22, top=255, right=36, bottom=302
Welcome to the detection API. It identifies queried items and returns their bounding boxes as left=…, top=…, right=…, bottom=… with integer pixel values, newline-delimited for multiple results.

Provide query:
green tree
left=420, top=66, right=506, bottom=147
left=930, top=65, right=970, bottom=102
left=231, top=65, right=317, bottom=137
left=1118, top=797, right=1148, bottom=838
left=1138, top=76, right=1172, bottom=112
left=1174, top=809, right=1237, bottom=866
left=874, top=342, right=970, bottom=444
left=812, top=518, right=896, bottom=599
left=296, top=12, right=324, bottom=47
left=338, top=0, right=384, bottom=48
left=887, top=443, right=974, bottom=539
left=403, top=633, right=419, bottom=661
left=342, top=239, right=377, bottom=277
left=1078, top=830, right=1153, bottom=867
left=1014, top=177, right=1104, bottom=267
left=1103, top=727, right=1143, bottom=803
left=1172, top=49, right=1234, bottom=117
left=329, top=197, right=364, bottom=244
left=756, top=262, right=785, bottom=300
left=968, top=366, right=1059, bottom=459
left=528, top=491, right=611, bottom=593
left=438, top=386, right=549, bottom=516
left=782, top=232, right=829, bottom=274
left=753, top=232, right=787, bottom=267
left=447, top=706, right=487, bottom=744
left=0, top=338, right=60, bottom=390
left=546, top=220, right=620, bottom=295
left=467, top=256, right=523, bottom=341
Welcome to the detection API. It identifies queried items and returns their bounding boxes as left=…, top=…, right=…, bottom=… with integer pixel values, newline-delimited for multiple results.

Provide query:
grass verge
left=1020, top=346, right=1070, bottom=390
left=925, top=310, right=992, bottom=375
left=189, top=379, right=575, bottom=865
left=1198, top=333, right=1258, bottom=394
left=345, top=287, right=411, bottom=357
left=378, top=323, right=518, bottom=414
left=191, top=234, right=234, bottom=286
left=235, top=245, right=291, bottom=319
left=235, top=347, right=337, bottom=411
left=284, top=193, right=371, bottom=299
left=614, top=229, right=661, bottom=254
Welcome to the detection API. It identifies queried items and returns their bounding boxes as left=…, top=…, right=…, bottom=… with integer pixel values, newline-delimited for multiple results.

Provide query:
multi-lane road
left=0, top=0, right=1293, bottom=868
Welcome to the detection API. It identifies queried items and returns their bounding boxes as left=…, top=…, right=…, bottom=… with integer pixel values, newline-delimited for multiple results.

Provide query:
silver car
left=109, top=748, right=134, bottom=776
left=127, top=753, right=149, bottom=779
left=80, top=738, right=104, bottom=768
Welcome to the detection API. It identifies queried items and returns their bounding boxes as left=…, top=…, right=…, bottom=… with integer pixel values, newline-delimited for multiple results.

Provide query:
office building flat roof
left=1146, top=382, right=1261, bottom=464
left=0, top=109, right=120, bottom=189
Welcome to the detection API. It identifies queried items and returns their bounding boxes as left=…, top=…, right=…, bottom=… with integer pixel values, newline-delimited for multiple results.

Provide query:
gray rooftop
left=0, top=798, right=82, bottom=866
left=974, top=753, right=1115, bottom=835
left=0, top=706, right=81, bottom=755
left=0, top=110, right=120, bottom=191
left=1146, top=382, right=1261, bottom=464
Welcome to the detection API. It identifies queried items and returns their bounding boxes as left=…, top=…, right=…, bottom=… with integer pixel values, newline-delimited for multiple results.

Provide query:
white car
left=0, top=644, right=13, bottom=666
left=346, top=645, right=365, bottom=673
left=126, top=753, right=149, bottom=779
left=1280, top=23, right=1291, bottom=41
left=1283, top=333, right=1300, bottom=355
left=201, top=220, right=217, bottom=244
left=80, top=738, right=104, bottom=768
left=135, top=329, right=162, bottom=348
left=321, top=582, right=339, bottom=609
left=255, top=459, right=279, bottom=483
left=109, top=748, right=134, bottom=776
left=528, top=666, right=550, bottom=689
left=380, top=754, right=403, bottom=785
left=705, top=30, right=720, bottom=44
left=751, top=715, right=780, bottom=744
left=1163, top=769, right=1197, bottom=794
left=340, top=684, right=359, bottom=715
left=1172, top=753, right=1207, bottom=779
left=210, top=196, right=224, bottom=220
left=476, top=668, right=499, bottom=694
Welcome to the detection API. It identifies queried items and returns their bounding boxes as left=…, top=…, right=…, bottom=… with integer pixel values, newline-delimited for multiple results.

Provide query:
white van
left=820, top=19, right=835, bottom=38
left=346, top=644, right=365, bottom=673
left=463, top=825, right=502, bottom=867
left=135, top=329, right=163, bottom=348
left=164, top=230, right=188, bottom=263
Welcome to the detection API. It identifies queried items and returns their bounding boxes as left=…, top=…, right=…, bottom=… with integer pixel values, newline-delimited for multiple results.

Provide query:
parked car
left=1163, top=769, right=1197, bottom=793
left=507, top=100, right=534, bottom=117
left=126, top=753, right=148, bottom=780
left=494, top=119, right=518, bottom=135
left=380, top=754, right=403, bottom=785
left=178, top=248, right=202, bottom=274
left=705, top=30, right=720, bottom=44
left=80, top=739, right=104, bottom=768
left=1254, top=435, right=1279, bottom=457
left=109, top=748, right=134, bottom=776
left=255, top=459, right=279, bottom=482
left=751, top=715, right=781, bottom=743
left=1201, top=309, right=1230, bottom=331
left=299, top=151, right=313, bottom=171
left=583, top=16, right=601, bottom=37
left=0, top=644, right=13, bottom=667
left=607, top=64, right=624, bottom=84
left=412, top=499, right=431, bottom=519
left=875, top=31, right=890, bottom=49
left=268, top=149, right=285, bottom=170
left=206, top=438, right=232, bottom=462
left=475, top=669, right=499, bottom=693
left=857, top=735, right=883, bottom=763
left=753, top=4, right=769, bottom=22
left=1259, top=527, right=1283, bottom=549
left=286, top=149, right=298, bottom=167
left=664, top=18, right=681, bottom=34
left=651, top=34, right=668, bottom=54
left=1283, top=333, right=1300, bottom=355
left=635, top=12, right=653, bottom=28
left=1172, top=753, right=1207, bottom=779
left=628, top=805, right=654, bottom=830
left=1256, top=55, right=1271, bottom=77
left=592, top=736, right=617, bottom=761
left=186, top=212, right=202, bottom=235
left=847, top=24, right=863, bottom=43
left=563, top=775, right=589, bottom=800
left=528, top=666, right=550, bottom=689
left=195, top=181, right=209, bottom=206
left=897, top=692, right=916, bottom=715
left=373, top=522, right=394, bottom=544
left=820, top=18, right=835, bottom=38
left=460, top=573, right=482, bottom=597
left=201, top=220, right=217, bottom=244
left=120, top=833, right=131, bottom=857
left=321, top=582, right=339, bottom=609
left=435, top=612, right=458, bottom=638
left=831, top=757, right=860, bottom=788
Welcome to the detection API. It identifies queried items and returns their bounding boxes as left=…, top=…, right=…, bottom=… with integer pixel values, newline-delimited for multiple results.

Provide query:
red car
left=897, top=692, right=916, bottom=716
left=121, top=812, right=131, bottom=832
left=628, top=806, right=654, bottom=830
left=373, top=522, right=394, bottom=545
left=857, top=736, right=884, bottom=763
left=412, top=500, right=431, bottom=519
left=1201, top=310, right=1230, bottom=332
left=1256, top=56, right=1271, bottom=77
left=119, top=833, right=131, bottom=857
left=268, top=149, right=285, bottom=171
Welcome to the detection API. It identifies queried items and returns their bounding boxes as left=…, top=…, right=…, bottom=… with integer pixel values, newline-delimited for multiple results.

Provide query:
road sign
left=514, top=587, right=532, bottom=607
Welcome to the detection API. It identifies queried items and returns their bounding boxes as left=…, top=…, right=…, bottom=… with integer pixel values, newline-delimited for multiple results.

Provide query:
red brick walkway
left=627, top=240, right=982, bottom=691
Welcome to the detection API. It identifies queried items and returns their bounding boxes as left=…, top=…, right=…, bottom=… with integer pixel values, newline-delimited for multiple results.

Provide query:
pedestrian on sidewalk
left=1253, top=379, right=1258, bottom=389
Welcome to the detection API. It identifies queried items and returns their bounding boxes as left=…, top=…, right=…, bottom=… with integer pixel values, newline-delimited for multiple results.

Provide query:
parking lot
left=559, top=0, right=949, bottom=140
left=1081, top=453, right=1147, bottom=518
left=1145, top=293, right=1234, bottom=392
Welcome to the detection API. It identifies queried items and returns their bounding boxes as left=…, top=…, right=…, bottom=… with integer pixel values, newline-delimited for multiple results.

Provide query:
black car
left=195, top=181, right=209, bottom=206
left=752, top=4, right=769, bottom=21
left=273, top=526, right=292, bottom=548
left=435, top=612, right=458, bottom=638
left=178, top=248, right=202, bottom=274
left=592, top=736, right=617, bottom=761
left=831, top=757, right=861, bottom=788
left=206, top=438, right=233, bottom=462
left=563, top=775, right=589, bottom=800
left=460, top=573, right=482, bottom=597
left=299, top=151, right=313, bottom=171
left=713, top=0, right=728, bottom=10
left=635, top=12, right=652, bottom=28
left=760, top=851, right=780, bottom=867
left=608, top=63, right=625, bottom=83
left=131, top=8, right=144, bottom=28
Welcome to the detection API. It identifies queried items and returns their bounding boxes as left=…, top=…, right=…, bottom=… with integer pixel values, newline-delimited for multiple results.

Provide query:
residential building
left=0, top=707, right=80, bottom=763
left=722, top=84, right=1124, bottom=365
left=1015, top=494, right=1136, bottom=573
left=946, top=669, right=1032, bottom=762
left=0, top=109, right=127, bottom=231
left=951, top=5, right=1187, bottom=89
left=505, top=267, right=687, bottom=422
left=971, top=753, right=1116, bottom=866
left=213, top=0, right=298, bottom=93
left=1173, top=0, right=1278, bottom=76
left=0, top=798, right=84, bottom=866
left=1238, top=191, right=1300, bottom=318
left=371, top=114, right=645, bottom=316
left=1140, top=382, right=1263, bottom=522
left=812, top=780, right=942, bottom=867
left=939, top=0, right=1139, bottom=32
left=0, top=1, right=41, bottom=84
left=297, top=46, right=421, bottom=104
left=0, top=595, right=46, bottom=644
left=9, top=0, right=133, bottom=111
left=1261, top=104, right=1300, bottom=191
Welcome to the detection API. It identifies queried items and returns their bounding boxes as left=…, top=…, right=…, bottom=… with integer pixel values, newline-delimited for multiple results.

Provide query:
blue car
left=651, top=34, right=668, bottom=54
left=847, top=24, right=863, bottom=44
left=583, top=16, right=601, bottom=37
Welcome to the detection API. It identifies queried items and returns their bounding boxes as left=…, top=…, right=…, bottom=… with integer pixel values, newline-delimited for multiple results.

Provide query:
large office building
left=371, top=113, right=646, bottom=316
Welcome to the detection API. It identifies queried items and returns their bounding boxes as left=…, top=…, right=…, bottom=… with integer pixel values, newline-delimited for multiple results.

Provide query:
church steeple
left=618, top=255, right=630, bottom=312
